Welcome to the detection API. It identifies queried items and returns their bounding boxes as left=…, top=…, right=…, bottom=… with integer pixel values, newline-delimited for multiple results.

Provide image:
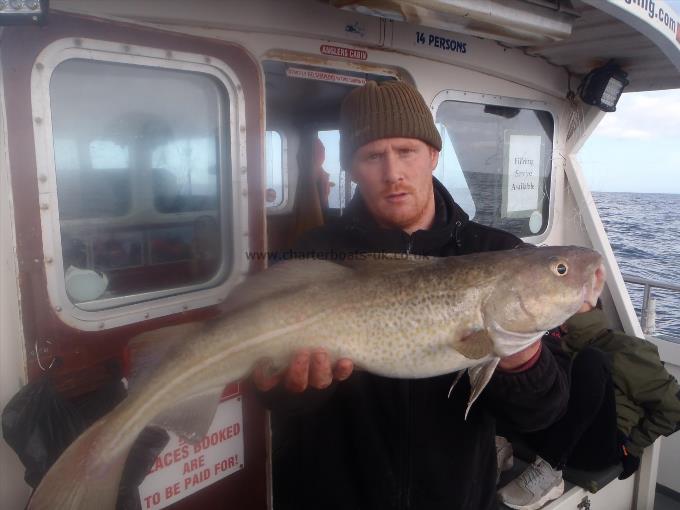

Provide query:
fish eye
left=552, top=261, right=568, bottom=276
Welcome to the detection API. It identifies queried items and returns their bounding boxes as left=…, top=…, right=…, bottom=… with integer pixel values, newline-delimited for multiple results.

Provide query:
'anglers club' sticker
left=320, top=44, right=368, bottom=60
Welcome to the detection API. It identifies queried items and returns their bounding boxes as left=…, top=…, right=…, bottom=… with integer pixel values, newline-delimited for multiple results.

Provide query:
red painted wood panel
left=2, top=11, right=267, bottom=509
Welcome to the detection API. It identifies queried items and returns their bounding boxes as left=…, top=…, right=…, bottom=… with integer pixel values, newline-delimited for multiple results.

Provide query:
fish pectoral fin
left=465, top=357, right=500, bottom=420
left=150, top=389, right=223, bottom=444
left=447, top=370, right=466, bottom=399
left=336, top=253, right=438, bottom=275
left=456, top=329, right=494, bottom=360
left=222, top=259, right=354, bottom=314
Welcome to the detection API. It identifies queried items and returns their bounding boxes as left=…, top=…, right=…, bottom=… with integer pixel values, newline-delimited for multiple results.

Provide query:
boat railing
left=622, top=274, right=680, bottom=339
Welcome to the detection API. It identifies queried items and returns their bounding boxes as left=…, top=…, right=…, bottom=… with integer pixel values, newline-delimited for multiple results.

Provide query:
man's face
left=350, top=138, right=439, bottom=233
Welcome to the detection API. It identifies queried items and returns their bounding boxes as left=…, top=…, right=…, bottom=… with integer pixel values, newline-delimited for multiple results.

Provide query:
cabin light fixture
left=0, top=0, right=47, bottom=25
left=578, top=62, right=629, bottom=113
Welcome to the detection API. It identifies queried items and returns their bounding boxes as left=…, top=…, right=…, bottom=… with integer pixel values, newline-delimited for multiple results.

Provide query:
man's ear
left=430, top=147, right=440, bottom=172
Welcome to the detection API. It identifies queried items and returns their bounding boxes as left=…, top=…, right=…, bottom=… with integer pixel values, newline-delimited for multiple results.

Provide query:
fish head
left=483, top=246, right=605, bottom=357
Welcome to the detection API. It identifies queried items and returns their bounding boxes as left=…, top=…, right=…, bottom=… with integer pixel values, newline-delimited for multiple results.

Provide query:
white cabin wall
left=0, top=49, right=31, bottom=508
left=51, top=0, right=567, bottom=98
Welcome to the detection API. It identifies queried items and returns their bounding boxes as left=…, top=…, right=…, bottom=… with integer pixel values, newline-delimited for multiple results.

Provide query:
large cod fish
left=28, top=246, right=604, bottom=510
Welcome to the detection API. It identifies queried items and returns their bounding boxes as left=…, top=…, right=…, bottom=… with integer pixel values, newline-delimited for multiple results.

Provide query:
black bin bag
left=1, top=377, right=83, bottom=489
left=2, top=376, right=169, bottom=510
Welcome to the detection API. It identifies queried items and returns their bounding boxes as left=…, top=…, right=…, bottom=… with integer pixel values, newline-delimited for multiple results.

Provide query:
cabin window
left=435, top=97, right=554, bottom=238
left=262, top=60, right=395, bottom=217
left=151, top=137, right=219, bottom=214
left=265, top=130, right=286, bottom=208
left=433, top=123, right=476, bottom=219
left=49, top=58, right=230, bottom=308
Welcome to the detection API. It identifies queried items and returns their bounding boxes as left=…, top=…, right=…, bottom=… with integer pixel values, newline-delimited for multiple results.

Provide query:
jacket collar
left=562, top=308, right=609, bottom=351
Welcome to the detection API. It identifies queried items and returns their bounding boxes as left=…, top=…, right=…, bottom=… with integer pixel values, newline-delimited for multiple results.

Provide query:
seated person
left=497, top=302, right=680, bottom=510
left=312, top=136, right=333, bottom=210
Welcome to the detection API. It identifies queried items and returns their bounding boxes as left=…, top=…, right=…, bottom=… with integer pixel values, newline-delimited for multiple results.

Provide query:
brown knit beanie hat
left=340, top=80, right=442, bottom=169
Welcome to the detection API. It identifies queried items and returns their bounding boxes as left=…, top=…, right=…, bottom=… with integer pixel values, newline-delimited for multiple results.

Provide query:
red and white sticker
left=286, top=67, right=366, bottom=86
left=138, top=392, right=244, bottom=510
left=320, top=44, right=368, bottom=60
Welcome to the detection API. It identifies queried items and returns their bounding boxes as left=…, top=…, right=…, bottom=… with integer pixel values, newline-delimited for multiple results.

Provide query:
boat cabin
left=1, top=1, right=679, bottom=509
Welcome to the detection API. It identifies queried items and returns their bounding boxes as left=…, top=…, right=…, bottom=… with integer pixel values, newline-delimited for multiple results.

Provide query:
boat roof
left=332, top=0, right=680, bottom=92
left=535, top=0, right=680, bottom=92
left=51, top=0, right=680, bottom=93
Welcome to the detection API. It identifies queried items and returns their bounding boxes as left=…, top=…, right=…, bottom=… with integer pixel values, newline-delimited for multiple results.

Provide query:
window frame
left=264, top=128, right=290, bottom=212
left=430, top=89, right=559, bottom=243
left=31, top=37, right=250, bottom=331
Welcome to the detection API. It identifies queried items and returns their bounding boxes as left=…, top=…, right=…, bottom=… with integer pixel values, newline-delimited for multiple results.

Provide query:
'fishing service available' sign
left=503, top=133, right=542, bottom=218
left=138, top=394, right=244, bottom=509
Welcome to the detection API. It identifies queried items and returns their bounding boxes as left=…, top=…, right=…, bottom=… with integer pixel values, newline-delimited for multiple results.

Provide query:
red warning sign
left=138, top=393, right=244, bottom=510
left=286, top=67, right=366, bottom=86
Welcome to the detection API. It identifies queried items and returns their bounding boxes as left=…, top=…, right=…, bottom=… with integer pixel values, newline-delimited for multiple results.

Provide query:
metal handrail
left=622, top=273, right=680, bottom=335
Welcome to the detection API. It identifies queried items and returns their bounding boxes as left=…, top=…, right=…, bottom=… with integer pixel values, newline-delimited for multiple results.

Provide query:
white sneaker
left=497, top=456, right=564, bottom=510
left=496, top=436, right=514, bottom=482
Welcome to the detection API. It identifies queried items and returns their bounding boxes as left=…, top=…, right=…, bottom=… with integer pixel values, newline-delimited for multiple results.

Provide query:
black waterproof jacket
left=264, top=179, right=570, bottom=510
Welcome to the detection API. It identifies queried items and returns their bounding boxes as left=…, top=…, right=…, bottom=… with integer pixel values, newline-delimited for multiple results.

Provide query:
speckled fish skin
left=28, top=245, right=604, bottom=510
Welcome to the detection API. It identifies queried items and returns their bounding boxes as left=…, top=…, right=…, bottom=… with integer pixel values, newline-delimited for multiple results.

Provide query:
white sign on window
left=138, top=395, right=244, bottom=510
left=503, top=134, right=542, bottom=217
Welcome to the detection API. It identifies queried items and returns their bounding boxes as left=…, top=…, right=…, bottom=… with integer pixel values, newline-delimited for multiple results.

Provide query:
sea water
left=592, top=192, right=680, bottom=340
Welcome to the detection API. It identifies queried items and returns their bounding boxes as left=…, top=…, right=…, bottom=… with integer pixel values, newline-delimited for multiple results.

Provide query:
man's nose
left=382, top=150, right=403, bottom=183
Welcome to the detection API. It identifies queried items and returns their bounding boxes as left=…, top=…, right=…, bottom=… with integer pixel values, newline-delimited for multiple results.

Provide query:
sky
left=579, top=88, right=680, bottom=193
left=579, top=0, right=680, bottom=194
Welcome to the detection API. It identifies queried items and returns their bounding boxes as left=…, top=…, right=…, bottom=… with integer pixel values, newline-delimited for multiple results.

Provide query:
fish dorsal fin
left=336, top=252, right=438, bottom=275
left=151, top=389, right=223, bottom=444
left=465, top=357, right=500, bottom=420
left=222, top=259, right=353, bottom=314
left=127, top=322, right=206, bottom=388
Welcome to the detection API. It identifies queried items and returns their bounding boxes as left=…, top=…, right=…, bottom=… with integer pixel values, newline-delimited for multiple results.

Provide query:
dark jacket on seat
left=263, top=179, right=570, bottom=510
left=560, top=308, right=680, bottom=457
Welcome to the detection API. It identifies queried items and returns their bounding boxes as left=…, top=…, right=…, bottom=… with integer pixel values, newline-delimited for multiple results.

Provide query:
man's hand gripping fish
left=27, top=246, right=605, bottom=510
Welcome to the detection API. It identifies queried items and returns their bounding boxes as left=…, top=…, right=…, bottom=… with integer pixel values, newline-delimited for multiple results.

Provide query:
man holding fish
left=26, top=81, right=606, bottom=510
left=254, top=81, right=601, bottom=510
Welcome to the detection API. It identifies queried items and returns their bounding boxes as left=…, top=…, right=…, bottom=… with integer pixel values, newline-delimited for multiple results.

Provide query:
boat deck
left=655, top=486, right=680, bottom=510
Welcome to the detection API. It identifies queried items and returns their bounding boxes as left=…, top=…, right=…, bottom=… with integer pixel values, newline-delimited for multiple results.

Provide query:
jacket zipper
left=406, top=381, right=414, bottom=509
left=398, top=380, right=413, bottom=510
left=401, top=234, right=413, bottom=510
left=454, top=220, right=463, bottom=248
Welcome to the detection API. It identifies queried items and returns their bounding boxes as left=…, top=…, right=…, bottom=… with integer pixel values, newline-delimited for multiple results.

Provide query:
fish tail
left=28, top=416, right=137, bottom=510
